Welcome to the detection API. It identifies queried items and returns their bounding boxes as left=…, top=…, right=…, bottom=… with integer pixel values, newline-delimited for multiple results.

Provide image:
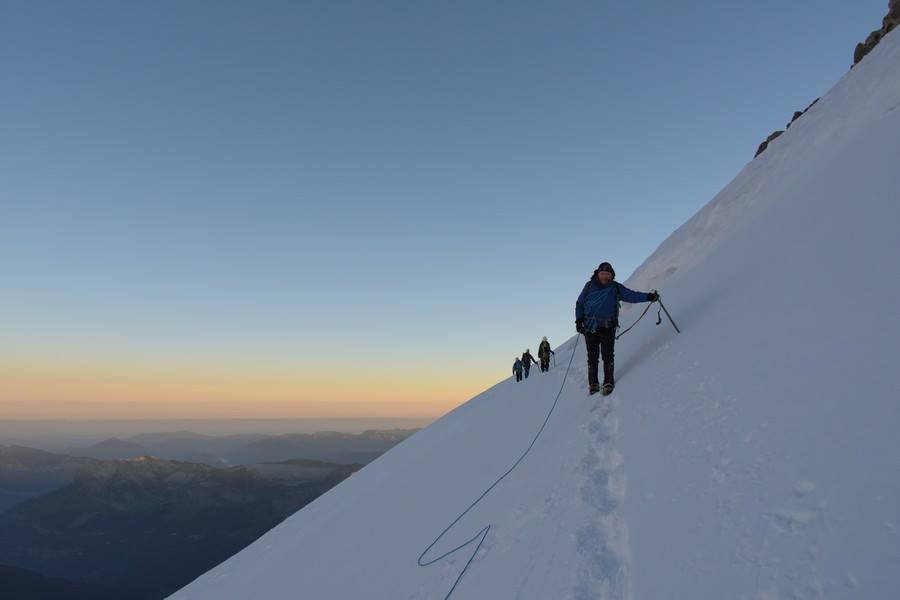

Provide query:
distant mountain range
left=62, top=428, right=418, bottom=466
left=1, top=428, right=416, bottom=516
left=0, top=445, right=97, bottom=513
left=65, top=437, right=148, bottom=460
left=0, top=454, right=359, bottom=599
left=0, top=429, right=417, bottom=598
left=230, top=429, right=417, bottom=464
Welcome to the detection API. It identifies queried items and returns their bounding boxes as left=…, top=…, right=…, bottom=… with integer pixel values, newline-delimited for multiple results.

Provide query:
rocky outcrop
left=753, top=97, right=820, bottom=158
left=854, top=0, right=900, bottom=65
left=754, top=130, right=784, bottom=158
left=787, top=98, right=819, bottom=128
left=755, top=2, right=897, bottom=158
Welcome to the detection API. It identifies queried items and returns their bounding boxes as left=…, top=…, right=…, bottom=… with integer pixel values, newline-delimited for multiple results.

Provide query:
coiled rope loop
left=417, top=335, right=580, bottom=599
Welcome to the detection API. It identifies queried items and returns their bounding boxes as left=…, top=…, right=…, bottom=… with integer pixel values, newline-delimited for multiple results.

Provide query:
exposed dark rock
left=757, top=2, right=897, bottom=158
left=754, top=130, right=783, bottom=158
left=754, top=97, right=820, bottom=158
left=854, top=0, right=900, bottom=65
left=787, top=98, right=820, bottom=130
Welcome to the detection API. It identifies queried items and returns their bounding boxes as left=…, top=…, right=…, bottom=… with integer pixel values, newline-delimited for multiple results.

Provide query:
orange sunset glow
left=0, top=357, right=495, bottom=420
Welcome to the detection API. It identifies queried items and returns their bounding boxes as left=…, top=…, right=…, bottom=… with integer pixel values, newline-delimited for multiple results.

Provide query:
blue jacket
left=576, top=278, right=650, bottom=332
left=512, top=359, right=523, bottom=374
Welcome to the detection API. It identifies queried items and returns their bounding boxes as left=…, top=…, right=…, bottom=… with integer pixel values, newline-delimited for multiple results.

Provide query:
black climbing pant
left=584, top=327, right=616, bottom=387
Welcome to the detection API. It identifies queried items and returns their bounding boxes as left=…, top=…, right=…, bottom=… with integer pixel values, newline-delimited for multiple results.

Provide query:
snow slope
left=170, top=30, right=900, bottom=600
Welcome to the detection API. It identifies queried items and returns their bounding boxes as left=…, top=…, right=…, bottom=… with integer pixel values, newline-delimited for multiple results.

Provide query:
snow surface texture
left=170, top=30, right=900, bottom=600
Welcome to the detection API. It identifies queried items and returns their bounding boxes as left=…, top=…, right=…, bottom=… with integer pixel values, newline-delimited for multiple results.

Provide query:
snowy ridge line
left=417, top=336, right=581, bottom=599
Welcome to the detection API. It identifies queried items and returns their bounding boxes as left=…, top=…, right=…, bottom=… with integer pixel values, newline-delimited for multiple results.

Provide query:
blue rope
left=417, top=335, right=581, bottom=598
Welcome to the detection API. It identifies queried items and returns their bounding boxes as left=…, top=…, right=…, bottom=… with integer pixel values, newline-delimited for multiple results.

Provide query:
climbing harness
left=417, top=336, right=580, bottom=599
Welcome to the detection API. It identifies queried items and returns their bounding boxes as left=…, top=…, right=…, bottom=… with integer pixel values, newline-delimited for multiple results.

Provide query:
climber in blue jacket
left=512, top=357, right=524, bottom=382
left=575, top=262, right=658, bottom=395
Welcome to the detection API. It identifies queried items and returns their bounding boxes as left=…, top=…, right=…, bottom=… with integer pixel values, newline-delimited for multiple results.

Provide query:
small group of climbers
left=511, top=337, right=555, bottom=382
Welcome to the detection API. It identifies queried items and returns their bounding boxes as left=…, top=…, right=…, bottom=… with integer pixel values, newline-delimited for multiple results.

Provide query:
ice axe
left=654, top=293, right=681, bottom=334
left=616, top=289, right=681, bottom=340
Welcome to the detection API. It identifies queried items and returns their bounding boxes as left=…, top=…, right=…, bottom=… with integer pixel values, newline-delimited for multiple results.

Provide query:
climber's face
left=597, top=270, right=613, bottom=285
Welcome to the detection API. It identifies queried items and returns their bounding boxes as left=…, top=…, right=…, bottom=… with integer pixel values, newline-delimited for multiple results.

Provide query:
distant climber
left=512, top=357, right=523, bottom=382
left=521, top=349, right=538, bottom=379
left=575, top=262, right=658, bottom=396
left=537, top=337, right=555, bottom=372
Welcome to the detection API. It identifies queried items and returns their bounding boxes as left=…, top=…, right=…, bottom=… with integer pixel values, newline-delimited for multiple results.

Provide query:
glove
left=647, top=291, right=659, bottom=302
left=575, top=320, right=584, bottom=334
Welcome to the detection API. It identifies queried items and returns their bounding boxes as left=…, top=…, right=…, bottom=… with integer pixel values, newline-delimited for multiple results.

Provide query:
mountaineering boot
left=588, top=362, right=599, bottom=395
left=601, top=362, right=615, bottom=396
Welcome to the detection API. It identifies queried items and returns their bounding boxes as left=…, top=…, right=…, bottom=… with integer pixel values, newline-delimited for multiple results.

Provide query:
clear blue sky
left=0, top=1, right=886, bottom=417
